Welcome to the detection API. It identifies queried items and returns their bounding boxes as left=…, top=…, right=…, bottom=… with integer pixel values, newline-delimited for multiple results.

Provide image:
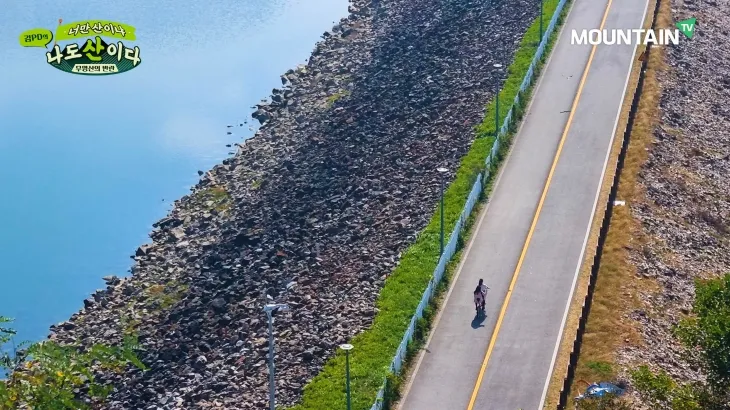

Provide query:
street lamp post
left=537, top=0, right=544, bottom=45
left=493, top=63, right=503, bottom=139
left=263, top=303, right=289, bottom=410
left=340, top=344, right=354, bottom=410
left=437, top=167, right=448, bottom=256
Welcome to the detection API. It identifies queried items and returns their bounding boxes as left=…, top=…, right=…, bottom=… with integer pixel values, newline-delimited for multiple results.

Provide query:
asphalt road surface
left=397, top=0, right=649, bottom=407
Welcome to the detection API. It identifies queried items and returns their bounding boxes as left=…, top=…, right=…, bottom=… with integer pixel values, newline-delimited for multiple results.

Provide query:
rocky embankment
left=618, top=0, right=730, bottom=395
left=47, top=0, right=539, bottom=408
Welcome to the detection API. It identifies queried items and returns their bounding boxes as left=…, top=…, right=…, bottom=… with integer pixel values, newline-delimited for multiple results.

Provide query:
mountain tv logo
left=19, top=19, right=141, bottom=76
left=676, top=17, right=696, bottom=39
left=571, top=17, right=696, bottom=45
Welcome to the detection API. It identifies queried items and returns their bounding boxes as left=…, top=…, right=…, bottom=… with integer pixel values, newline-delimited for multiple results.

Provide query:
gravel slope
left=618, top=0, right=730, bottom=398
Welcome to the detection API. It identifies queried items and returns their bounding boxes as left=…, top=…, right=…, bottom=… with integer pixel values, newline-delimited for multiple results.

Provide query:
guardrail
left=369, top=0, right=570, bottom=407
left=554, top=0, right=661, bottom=408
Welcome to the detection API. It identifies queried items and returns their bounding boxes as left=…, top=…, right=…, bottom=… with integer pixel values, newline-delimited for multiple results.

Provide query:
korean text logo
left=19, top=20, right=141, bottom=76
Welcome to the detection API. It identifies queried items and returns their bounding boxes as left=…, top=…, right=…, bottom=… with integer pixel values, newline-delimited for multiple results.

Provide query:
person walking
left=474, top=279, right=488, bottom=311
left=473, top=288, right=484, bottom=312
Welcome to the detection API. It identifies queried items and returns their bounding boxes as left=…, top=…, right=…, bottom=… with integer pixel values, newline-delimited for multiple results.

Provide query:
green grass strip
left=287, top=1, right=568, bottom=409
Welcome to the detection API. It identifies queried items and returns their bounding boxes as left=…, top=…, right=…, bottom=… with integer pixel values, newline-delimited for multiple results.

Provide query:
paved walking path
left=397, top=0, right=648, bottom=407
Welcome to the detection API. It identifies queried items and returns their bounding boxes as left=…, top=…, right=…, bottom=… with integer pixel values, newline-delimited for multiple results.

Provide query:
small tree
left=0, top=316, right=146, bottom=410
left=675, top=274, right=730, bottom=389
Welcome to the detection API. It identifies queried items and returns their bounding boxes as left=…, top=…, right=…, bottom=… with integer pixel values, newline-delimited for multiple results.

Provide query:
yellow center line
left=465, top=0, right=615, bottom=408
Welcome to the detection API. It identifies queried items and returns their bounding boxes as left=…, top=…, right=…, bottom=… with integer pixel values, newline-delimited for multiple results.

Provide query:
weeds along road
left=396, top=0, right=649, bottom=408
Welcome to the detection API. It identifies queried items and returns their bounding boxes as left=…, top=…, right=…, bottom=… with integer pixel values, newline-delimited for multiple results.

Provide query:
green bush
left=630, top=274, right=730, bottom=410
left=631, top=365, right=706, bottom=410
left=0, top=316, right=146, bottom=410
left=631, top=365, right=677, bottom=405
left=286, top=1, right=568, bottom=408
left=675, top=274, right=730, bottom=388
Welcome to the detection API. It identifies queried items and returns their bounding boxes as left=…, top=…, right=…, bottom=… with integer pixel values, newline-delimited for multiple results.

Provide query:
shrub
left=675, top=274, right=730, bottom=388
left=630, top=274, right=730, bottom=410
left=0, top=317, right=146, bottom=410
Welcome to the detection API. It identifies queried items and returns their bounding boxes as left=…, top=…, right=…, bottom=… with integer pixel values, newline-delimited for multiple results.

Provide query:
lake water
left=0, top=0, right=349, bottom=345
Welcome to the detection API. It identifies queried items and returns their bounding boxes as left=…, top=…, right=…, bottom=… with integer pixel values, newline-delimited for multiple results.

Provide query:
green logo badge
left=19, top=19, right=141, bottom=76
left=676, top=17, right=696, bottom=39
left=19, top=28, right=54, bottom=48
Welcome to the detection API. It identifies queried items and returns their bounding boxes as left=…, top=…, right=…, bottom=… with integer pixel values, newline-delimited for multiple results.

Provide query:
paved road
left=397, top=0, right=648, bottom=408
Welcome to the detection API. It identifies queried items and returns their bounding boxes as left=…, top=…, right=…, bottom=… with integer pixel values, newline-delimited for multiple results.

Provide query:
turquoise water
left=0, top=0, right=348, bottom=345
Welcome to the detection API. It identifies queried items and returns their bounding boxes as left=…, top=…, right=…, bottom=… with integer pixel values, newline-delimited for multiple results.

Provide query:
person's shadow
left=471, top=312, right=486, bottom=329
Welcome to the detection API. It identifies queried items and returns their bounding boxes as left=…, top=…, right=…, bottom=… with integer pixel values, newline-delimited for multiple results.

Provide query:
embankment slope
left=619, top=0, right=730, bottom=383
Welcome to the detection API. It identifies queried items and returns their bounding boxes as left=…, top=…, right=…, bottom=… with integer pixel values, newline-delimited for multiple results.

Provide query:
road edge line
left=536, top=0, right=650, bottom=407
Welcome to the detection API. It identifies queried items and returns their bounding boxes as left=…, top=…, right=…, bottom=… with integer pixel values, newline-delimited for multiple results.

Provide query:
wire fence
left=369, top=0, right=569, bottom=408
